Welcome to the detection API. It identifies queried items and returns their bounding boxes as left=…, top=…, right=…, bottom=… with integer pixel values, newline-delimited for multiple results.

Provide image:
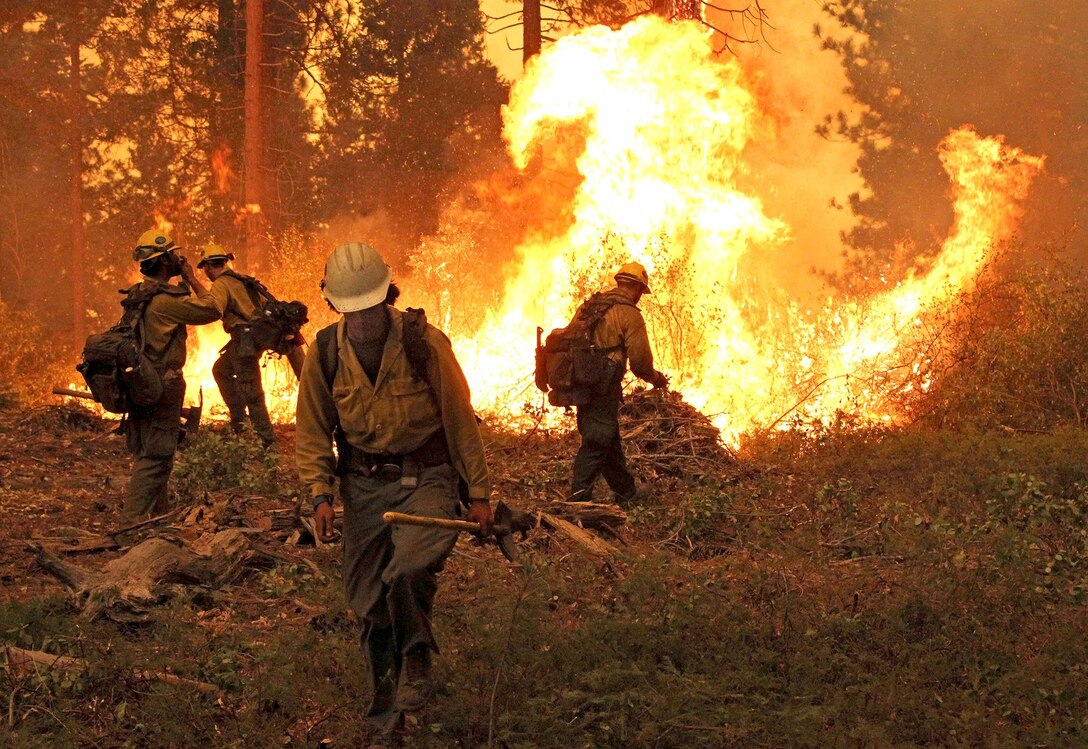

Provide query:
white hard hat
left=321, top=242, right=392, bottom=313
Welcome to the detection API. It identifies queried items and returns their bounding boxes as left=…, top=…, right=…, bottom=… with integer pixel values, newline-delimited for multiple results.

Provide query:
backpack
left=222, top=270, right=309, bottom=356
left=76, top=284, right=173, bottom=414
left=535, top=292, right=634, bottom=407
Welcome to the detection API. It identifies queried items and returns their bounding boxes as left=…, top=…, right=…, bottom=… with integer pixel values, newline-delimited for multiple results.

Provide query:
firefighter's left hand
left=466, top=500, right=494, bottom=537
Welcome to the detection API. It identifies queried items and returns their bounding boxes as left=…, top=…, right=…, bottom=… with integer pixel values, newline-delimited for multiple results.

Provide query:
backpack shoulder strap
left=572, top=291, right=638, bottom=354
left=579, top=291, right=633, bottom=330
left=401, top=308, right=434, bottom=383
left=222, top=269, right=277, bottom=304
left=117, top=282, right=174, bottom=357
left=315, top=322, right=339, bottom=391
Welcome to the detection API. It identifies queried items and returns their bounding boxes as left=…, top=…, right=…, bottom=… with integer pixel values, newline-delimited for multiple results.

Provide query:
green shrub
left=904, top=253, right=1088, bottom=430
left=172, top=428, right=280, bottom=502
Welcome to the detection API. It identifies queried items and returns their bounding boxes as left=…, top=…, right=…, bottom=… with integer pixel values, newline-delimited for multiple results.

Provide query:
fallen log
left=4, top=645, right=218, bottom=694
left=547, top=501, right=627, bottom=531
left=32, top=527, right=121, bottom=555
left=34, top=528, right=273, bottom=622
left=539, top=512, right=618, bottom=558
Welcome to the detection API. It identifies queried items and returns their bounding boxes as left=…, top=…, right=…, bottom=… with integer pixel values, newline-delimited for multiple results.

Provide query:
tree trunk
left=69, top=6, right=85, bottom=347
left=653, top=0, right=700, bottom=20
left=243, top=0, right=265, bottom=271
left=523, top=0, right=541, bottom=64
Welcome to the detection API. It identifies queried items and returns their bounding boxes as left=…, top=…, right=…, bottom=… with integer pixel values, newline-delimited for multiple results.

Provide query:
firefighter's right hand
left=652, top=371, right=670, bottom=390
left=177, top=255, right=198, bottom=284
left=314, top=500, right=340, bottom=543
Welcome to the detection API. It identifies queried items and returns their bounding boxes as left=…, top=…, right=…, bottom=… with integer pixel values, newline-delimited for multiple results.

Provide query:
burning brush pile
left=619, top=388, right=736, bottom=480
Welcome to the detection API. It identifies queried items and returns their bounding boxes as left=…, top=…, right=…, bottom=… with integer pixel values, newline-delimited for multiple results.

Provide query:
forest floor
left=3, top=396, right=1088, bottom=747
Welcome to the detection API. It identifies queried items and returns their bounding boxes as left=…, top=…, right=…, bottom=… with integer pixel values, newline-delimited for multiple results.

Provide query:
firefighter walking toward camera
left=295, top=242, right=492, bottom=734
left=197, top=244, right=303, bottom=446
left=569, top=261, right=669, bottom=505
left=124, top=231, right=221, bottom=517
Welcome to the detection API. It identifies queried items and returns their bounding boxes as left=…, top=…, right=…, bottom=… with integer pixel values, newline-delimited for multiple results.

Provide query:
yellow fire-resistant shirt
left=296, top=308, right=490, bottom=501
left=136, top=278, right=222, bottom=372
left=209, top=272, right=260, bottom=333
left=592, top=288, right=659, bottom=383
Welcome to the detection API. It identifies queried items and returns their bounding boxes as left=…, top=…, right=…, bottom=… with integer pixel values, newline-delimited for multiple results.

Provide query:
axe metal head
left=492, top=501, right=522, bottom=562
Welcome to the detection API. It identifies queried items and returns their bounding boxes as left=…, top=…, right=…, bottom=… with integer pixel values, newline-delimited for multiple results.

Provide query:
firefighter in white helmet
left=295, top=242, right=492, bottom=733
left=568, top=260, right=668, bottom=504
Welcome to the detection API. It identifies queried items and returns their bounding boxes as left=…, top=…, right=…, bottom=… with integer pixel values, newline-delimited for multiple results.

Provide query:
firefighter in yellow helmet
left=197, top=244, right=303, bottom=446
left=569, top=260, right=668, bottom=504
left=124, top=230, right=221, bottom=517
left=295, top=242, right=492, bottom=734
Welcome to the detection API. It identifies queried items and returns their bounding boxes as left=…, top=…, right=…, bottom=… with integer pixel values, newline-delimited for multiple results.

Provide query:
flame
left=151, top=211, right=174, bottom=237
left=171, top=17, right=1045, bottom=442
left=211, top=143, right=235, bottom=195
left=443, top=17, right=1043, bottom=442
left=181, top=325, right=299, bottom=422
left=235, top=202, right=263, bottom=225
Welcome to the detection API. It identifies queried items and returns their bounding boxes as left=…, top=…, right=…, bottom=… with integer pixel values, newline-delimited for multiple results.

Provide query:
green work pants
left=570, top=386, right=636, bottom=503
left=212, top=343, right=274, bottom=445
left=123, top=375, right=185, bottom=518
left=340, top=462, right=460, bottom=731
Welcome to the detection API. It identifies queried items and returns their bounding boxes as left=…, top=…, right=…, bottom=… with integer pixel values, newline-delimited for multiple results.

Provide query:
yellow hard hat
left=196, top=243, right=235, bottom=268
left=614, top=261, right=651, bottom=293
left=321, top=242, right=391, bottom=312
left=133, top=229, right=181, bottom=263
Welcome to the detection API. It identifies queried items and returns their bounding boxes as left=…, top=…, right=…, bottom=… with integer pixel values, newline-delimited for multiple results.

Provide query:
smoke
left=819, top=0, right=1086, bottom=266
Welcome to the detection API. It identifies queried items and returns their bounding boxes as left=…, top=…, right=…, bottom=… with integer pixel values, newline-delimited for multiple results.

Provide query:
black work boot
left=395, top=646, right=432, bottom=713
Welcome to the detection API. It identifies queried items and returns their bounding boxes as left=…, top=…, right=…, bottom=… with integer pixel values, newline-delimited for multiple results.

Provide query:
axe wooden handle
left=52, top=387, right=94, bottom=400
left=382, top=512, right=480, bottom=533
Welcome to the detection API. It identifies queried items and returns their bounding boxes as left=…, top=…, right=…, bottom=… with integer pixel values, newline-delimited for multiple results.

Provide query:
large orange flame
left=448, top=17, right=1044, bottom=442
left=176, top=17, right=1043, bottom=442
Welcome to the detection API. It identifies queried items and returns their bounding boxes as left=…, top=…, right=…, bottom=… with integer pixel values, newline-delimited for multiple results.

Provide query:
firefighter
left=295, top=242, right=492, bottom=734
left=197, top=244, right=302, bottom=446
left=124, top=230, right=221, bottom=518
left=569, top=261, right=669, bottom=504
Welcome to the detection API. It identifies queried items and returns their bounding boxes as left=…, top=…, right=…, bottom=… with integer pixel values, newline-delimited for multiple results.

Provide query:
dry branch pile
left=620, top=388, right=736, bottom=479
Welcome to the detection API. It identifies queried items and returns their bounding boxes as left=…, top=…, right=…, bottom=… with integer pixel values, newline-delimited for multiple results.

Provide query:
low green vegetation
left=5, top=426, right=1088, bottom=746
left=172, top=427, right=282, bottom=503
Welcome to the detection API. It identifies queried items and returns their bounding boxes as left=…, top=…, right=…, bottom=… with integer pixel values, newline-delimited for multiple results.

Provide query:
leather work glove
left=313, top=495, right=340, bottom=543
left=465, top=500, right=494, bottom=537
left=652, top=371, right=670, bottom=390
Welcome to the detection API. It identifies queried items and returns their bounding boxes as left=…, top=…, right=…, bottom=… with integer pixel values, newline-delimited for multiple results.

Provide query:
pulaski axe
left=382, top=501, right=530, bottom=562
